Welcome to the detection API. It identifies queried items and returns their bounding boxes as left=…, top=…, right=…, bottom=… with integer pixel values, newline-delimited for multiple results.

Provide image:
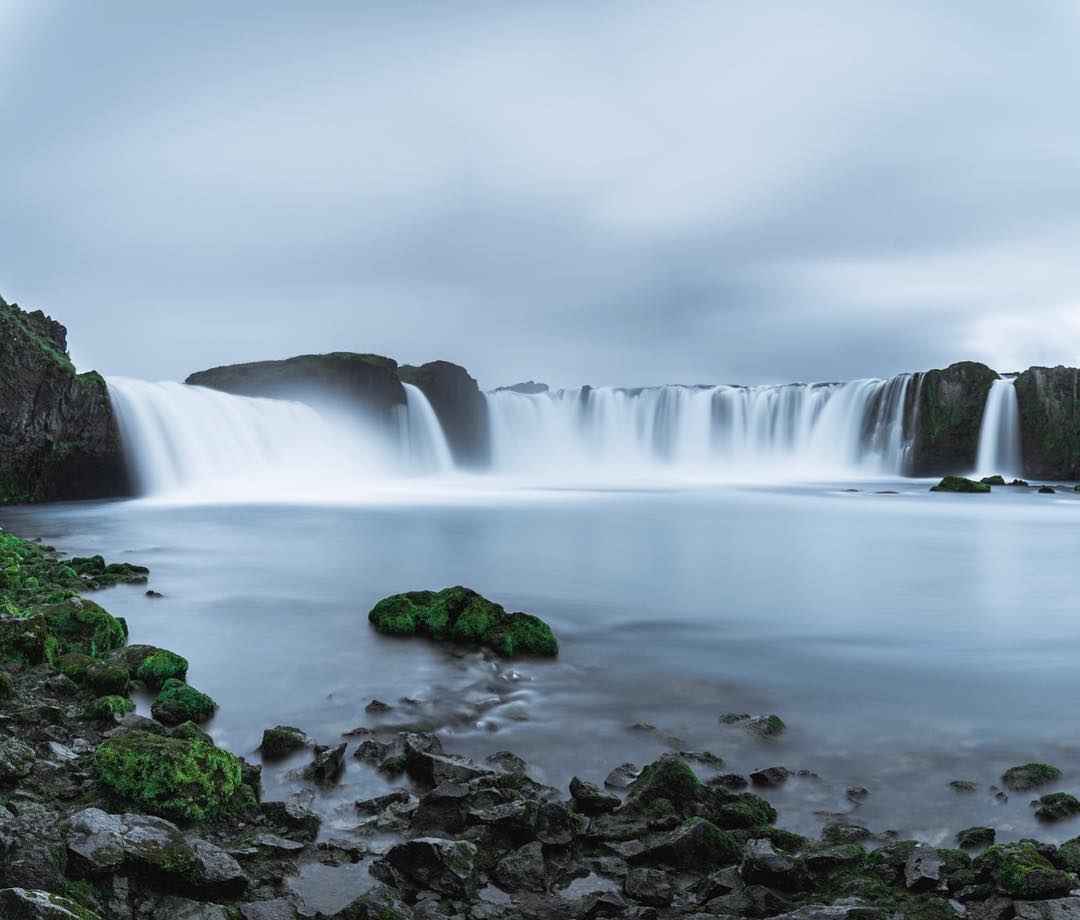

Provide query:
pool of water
left=3, top=480, right=1080, bottom=848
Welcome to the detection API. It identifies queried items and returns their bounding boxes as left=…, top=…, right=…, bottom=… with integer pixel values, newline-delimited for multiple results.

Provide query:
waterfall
left=400, top=383, right=454, bottom=474
left=485, top=376, right=917, bottom=480
left=107, top=377, right=453, bottom=500
left=974, top=377, right=1023, bottom=477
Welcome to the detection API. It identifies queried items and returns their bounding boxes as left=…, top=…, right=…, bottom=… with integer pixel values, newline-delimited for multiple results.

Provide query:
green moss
left=151, top=678, right=217, bottom=725
left=930, top=476, right=991, bottom=493
left=626, top=756, right=703, bottom=814
left=135, top=648, right=189, bottom=687
left=93, top=729, right=245, bottom=823
left=85, top=695, right=135, bottom=719
left=1058, top=837, right=1080, bottom=873
left=1035, top=791, right=1080, bottom=821
left=980, top=475, right=1006, bottom=486
left=712, top=791, right=778, bottom=829
left=369, top=586, right=558, bottom=657
left=957, top=826, right=995, bottom=849
left=38, top=597, right=126, bottom=659
left=976, top=842, right=1057, bottom=898
left=1001, top=762, right=1062, bottom=791
left=259, top=725, right=307, bottom=758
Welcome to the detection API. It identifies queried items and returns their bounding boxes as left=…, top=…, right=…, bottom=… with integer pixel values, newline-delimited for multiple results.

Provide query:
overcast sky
left=2, top=1, right=1079, bottom=388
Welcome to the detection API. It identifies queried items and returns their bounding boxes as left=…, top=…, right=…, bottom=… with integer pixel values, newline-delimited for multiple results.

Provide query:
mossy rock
left=59, top=653, right=130, bottom=695
left=980, top=475, right=1006, bottom=486
left=170, top=720, right=214, bottom=745
left=1058, top=836, right=1080, bottom=873
left=1001, top=762, right=1062, bottom=791
left=85, top=695, right=135, bottom=720
left=957, top=826, right=995, bottom=849
left=626, top=756, right=705, bottom=815
left=111, top=645, right=190, bottom=688
left=930, top=476, right=990, bottom=493
left=151, top=679, right=217, bottom=725
left=93, top=729, right=246, bottom=823
left=259, top=725, right=308, bottom=758
left=38, top=597, right=126, bottom=658
left=368, top=586, right=558, bottom=657
left=1035, top=792, right=1080, bottom=821
left=975, top=841, right=1064, bottom=898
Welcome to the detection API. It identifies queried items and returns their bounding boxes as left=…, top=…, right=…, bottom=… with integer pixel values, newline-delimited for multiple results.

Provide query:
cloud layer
left=2, top=1, right=1079, bottom=387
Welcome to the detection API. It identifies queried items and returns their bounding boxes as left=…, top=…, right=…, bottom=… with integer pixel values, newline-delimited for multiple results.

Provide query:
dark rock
left=821, top=822, right=871, bottom=845
left=355, top=789, right=412, bottom=814
left=958, top=826, right=996, bottom=848
left=365, top=699, right=393, bottom=714
left=930, top=476, right=991, bottom=493
left=909, top=362, right=998, bottom=476
left=260, top=799, right=320, bottom=841
left=187, top=353, right=406, bottom=423
left=569, top=777, right=620, bottom=816
left=536, top=800, right=582, bottom=847
left=493, top=841, right=546, bottom=893
left=307, top=742, right=346, bottom=782
left=1035, top=792, right=1080, bottom=821
left=982, top=475, right=1007, bottom=486
left=1002, top=763, right=1062, bottom=791
left=1015, top=899, right=1080, bottom=919
left=710, top=773, right=750, bottom=790
left=150, top=679, right=217, bottom=725
left=630, top=818, right=739, bottom=870
left=1016, top=366, right=1080, bottom=479
left=1040, top=486, right=1057, bottom=494
left=623, top=866, right=672, bottom=906
left=750, top=766, right=791, bottom=788
left=412, top=782, right=471, bottom=834
left=976, top=841, right=1072, bottom=899
left=0, top=737, right=34, bottom=782
left=399, top=361, right=491, bottom=467
left=951, top=780, right=979, bottom=793
left=845, top=786, right=870, bottom=802
left=486, top=751, right=527, bottom=774
left=603, top=763, right=640, bottom=789
left=62, top=807, right=247, bottom=897
left=493, top=381, right=549, bottom=395
left=258, top=726, right=308, bottom=759
left=372, top=836, right=479, bottom=899
left=0, top=298, right=130, bottom=504
left=0, top=802, right=67, bottom=891
left=741, top=838, right=804, bottom=891
left=905, top=844, right=945, bottom=891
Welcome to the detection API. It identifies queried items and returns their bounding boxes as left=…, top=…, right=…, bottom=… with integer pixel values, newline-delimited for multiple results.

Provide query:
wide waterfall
left=486, top=376, right=918, bottom=480
left=974, top=377, right=1023, bottom=477
left=107, top=372, right=928, bottom=500
left=107, top=377, right=453, bottom=501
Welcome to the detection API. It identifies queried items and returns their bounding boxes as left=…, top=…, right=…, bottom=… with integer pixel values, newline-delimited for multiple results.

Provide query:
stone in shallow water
left=1001, top=763, right=1062, bottom=792
left=569, top=776, right=620, bottom=816
left=604, top=762, right=640, bottom=789
left=372, top=836, right=479, bottom=899
left=258, top=726, right=307, bottom=759
left=750, top=766, right=791, bottom=788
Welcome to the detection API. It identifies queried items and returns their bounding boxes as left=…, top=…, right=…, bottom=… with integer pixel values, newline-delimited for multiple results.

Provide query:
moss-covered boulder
left=259, top=725, right=308, bottom=759
left=956, top=826, right=995, bottom=849
left=109, top=645, right=189, bottom=688
left=632, top=817, right=740, bottom=869
left=37, top=598, right=126, bottom=659
left=980, top=475, right=1006, bottom=486
left=93, top=730, right=247, bottom=823
left=974, top=841, right=1071, bottom=898
left=1034, top=792, right=1080, bottom=821
left=85, top=695, right=135, bottom=720
left=151, top=679, right=217, bottom=725
left=1001, top=762, right=1062, bottom=791
left=930, top=476, right=990, bottom=493
left=57, top=654, right=129, bottom=695
left=368, top=587, right=558, bottom=657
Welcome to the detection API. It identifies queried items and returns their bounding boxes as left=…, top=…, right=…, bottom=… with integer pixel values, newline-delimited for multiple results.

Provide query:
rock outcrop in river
left=1015, top=366, right=1080, bottom=480
left=0, top=297, right=129, bottom=505
left=187, top=354, right=491, bottom=467
left=907, top=361, right=998, bottom=476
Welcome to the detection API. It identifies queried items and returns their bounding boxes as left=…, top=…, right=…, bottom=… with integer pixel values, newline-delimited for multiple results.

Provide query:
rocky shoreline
left=0, top=529, right=1079, bottom=919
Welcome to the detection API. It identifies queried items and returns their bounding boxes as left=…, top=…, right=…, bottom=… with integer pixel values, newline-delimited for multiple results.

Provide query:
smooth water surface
left=4, top=482, right=1080, bottom=850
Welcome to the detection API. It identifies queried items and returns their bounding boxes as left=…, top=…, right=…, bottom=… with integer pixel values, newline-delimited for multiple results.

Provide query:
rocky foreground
left=3, top=531, right=1080, bottom=919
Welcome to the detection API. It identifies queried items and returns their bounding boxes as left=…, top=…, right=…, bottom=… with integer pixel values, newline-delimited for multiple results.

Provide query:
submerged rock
left=1002, top=763, right=1062, bottom=791
left=930, top=476, right=991, bottom=493
left=1035, top=792, right=1080, bottom=821
left=368, top=586, right=558, bottom=657
left=258, top=726, right=308, bottom=759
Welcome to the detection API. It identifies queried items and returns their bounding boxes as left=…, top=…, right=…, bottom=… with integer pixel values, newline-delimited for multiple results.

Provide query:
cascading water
left=485, top=377, right=918, bottom=480
left=107, top=377, right=454, bottom=501
left=107, top=371, right=932, bottom=499
left=974, top=377, right=1023, bottom=477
